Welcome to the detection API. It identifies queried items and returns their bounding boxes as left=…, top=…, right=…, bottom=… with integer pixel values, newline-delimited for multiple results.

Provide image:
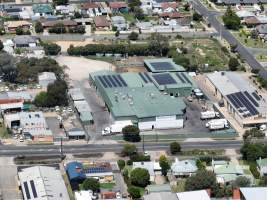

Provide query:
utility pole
left=60, top=137, right=64, bottom=160
left=142, top=133, right=145, bottom=153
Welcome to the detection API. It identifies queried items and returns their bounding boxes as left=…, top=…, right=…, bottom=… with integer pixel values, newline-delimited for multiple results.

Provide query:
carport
left=67, top=128, right=86, bottom=140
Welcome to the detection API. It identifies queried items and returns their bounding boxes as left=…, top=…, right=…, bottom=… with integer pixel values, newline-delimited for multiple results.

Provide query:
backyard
left=233, top=31, right=267, bottom=49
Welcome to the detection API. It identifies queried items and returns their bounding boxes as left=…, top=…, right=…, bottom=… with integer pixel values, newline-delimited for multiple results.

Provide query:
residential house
left=132, top=161, right=161, bottom=181
left=0, top=5, right=22, bottom=18
left=101, top=191, right=116, bottom=199
left=171, top=158, right=197, bottom=177
left=244, top=16, right=261, bottom=27
left=136, top=21, right=153, bottom=31
left=0, top=99, right=24, bottom=113
left=75, top=191, right=96, bottom=200
left=257, top=158, right=267, bottom=176
left=32, top=4, right=54, bottom=16
left=256, top=24, right=267, bottom=39
left=109, top=2, right=128, bottom=13
left=67, top=128, right=86, bottom=140
left=212, top=161, right=247, bottom=185
left=257, top=15, right=267, bottom=24
left=111, top=16, right=127, bottom=31
left=38, top=72, right=57, bottom=88
left=93, top=16, right=110, bottom=30
left=55, top=5, right=75, bottom=15
left=4, top=111, right=53, bottom=143
left=81, top=3, right=107, bottom=18
left=13, top=35, right=39, bottom=48
left=18, top=165, right=70, bottom=200
left=144, top=192, right=178, bottom=200
left=176, top=190, right=211, bottom=200
left=160, top=12, right=184, bottom=19
left=141, top=0, right=153, bottom=14
left=66, top=162, right=86, bottom=190
left=239, top=187, right=267, bottom=200
left=41, top=19, right=78, bottom=30
left=4, top=20, right=31, bottom=33
left=161, top=2, right=178, bottom=13
left=236, top=10, right=255, bottom=20
left=66, top=161, right=114, bottom=190
left=146, top=184, right=172, bottom=193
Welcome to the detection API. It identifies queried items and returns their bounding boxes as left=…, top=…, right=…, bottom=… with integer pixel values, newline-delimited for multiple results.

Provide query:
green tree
left=228, top=57, right=239, bottom=71
left=243, top=128, right=265, bottom=141
left=128, top=186, right=141, bottom=199
left=148, top=33, right=169, bottom=56
left=193, top=12, right=203, bottom=21
left=34, top=91, right=49, bottom=107
left=16, top=27, right=24, bottom=35
left=122, top=125, right=141, bottom=142
left=43, top=43, right=61, bottom=55
left=240, top=143, right=264, bottom=161
left=185, top=170, right=216, bottom=191
left=115, top=30, right=120, bottom=37
left=74, top=11, right=82, bottom=18
left=222, top=6, right=241, bottom=30
left=130, top=168, right=150, bottom=187
left=129, top=0, right=141, bottom=11
left=35, top=21, right=43, bottom=33
left=233, top=176, right=251, bottom=187
left=80, top=178, right=100, bottom=192
left=122, top=144, right=137, bottom=156
left=170, top=142, right=181, bottom=154
left=53, top=0, right=68, bottom=5
left=134, top=7, right=145, bottom=20
left=128, top=32, right=139, bottom=41
left=159, top=155, right=170, bottom=176
left=46, top=80, right=68, bottom=107
left=0, top=52, right=17, bottom=82
left=117, top=159, right=126, bottom=171
left=0, top=40, right=3, bottom=51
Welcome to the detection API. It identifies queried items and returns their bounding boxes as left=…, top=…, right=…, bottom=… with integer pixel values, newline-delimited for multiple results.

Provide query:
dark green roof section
left=144, top=58, right=185, bottom=73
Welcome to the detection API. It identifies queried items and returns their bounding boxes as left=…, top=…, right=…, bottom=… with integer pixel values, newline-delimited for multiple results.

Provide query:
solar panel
left=139, top=73, right=148, bottom=83
left=23, top=182, right=31, bottom=199
left=227, top=94, right=241, bottom=108
left=113, top=75, right=123, bottom=87
left=236, top=92, right=258, bottom=115
left=102, top=76, right=112, bottom=88
left=144, top=73, right=153, bottom=82
left=117, top=75, right=127, bottom=87
left=252, top=92, right=261, bottom=101
left=150, top=62, right=174, bottom=71
left=175, top=73, right=186, bottom=83
left=98, top=76, right=107, bottom=88
left=152, top=73, right=177, bottom=85
left=107, top=75, right=117, bottom=87
left=181, top=73, right=192, bottom=84
left=244, top=91, right=259, bottom=107
left=30, top=180, right=37, bottom=198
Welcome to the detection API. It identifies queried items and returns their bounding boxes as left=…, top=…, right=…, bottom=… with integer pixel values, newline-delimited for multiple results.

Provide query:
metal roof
left=144, top=58, right=185, bottom=73
left=176, top=190, right=210, bottom=200
left=240, top=187, right=267, bottom=200
left=69, top=88, right=85, bottom=101
left=18, top=166, right=70, bottom=200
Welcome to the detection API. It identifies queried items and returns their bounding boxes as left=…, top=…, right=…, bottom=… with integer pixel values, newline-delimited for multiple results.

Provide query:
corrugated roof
left=93, top=16, right=110, bottom=27
left=240, top=187, right=267, bottom=200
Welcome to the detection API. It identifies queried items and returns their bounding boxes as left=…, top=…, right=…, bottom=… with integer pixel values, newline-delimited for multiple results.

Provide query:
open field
left=233, top=32, right=267, bottom=49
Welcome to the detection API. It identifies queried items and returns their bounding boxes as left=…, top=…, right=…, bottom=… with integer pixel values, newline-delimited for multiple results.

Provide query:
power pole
left=60, top=137, right=63, bottom=160
left=142, top=133, right=145, bottom=153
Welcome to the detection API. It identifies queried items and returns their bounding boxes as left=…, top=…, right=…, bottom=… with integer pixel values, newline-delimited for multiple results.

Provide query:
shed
left=67, top=128, right=86, bottom=140
left=38, top=72, right=57, bottom=88
left=66, top=162, right=86, bottom=190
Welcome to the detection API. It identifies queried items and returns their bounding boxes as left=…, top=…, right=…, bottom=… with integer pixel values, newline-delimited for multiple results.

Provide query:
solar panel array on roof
left=97, top=75, right=127, bottom=88
left=181, top=73, right=192, bottom=84
left=226, top=91, right=259, bottom=117
left=150, top=62, right=175, bottom=71
left=30, top=180, right=37, bottom=198
left=244, top=91, right=259, bottom=107
left=152, top=73, right=177, bottom=85
left=139, top=72, right=153, bottom=83
left=252, top=92, right=261, bottom=101
left=85, top=167, right=111, bottom=174
left=23, top=182, right=31, bottom=199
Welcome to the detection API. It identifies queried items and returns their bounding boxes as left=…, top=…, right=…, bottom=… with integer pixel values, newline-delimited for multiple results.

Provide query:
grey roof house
left=240, top=187, right=267, bottom=200
left=13, top=35, right=39, bottom=48
left=38, top=72, right=57, bottom=88
left=133, top=161, right=161, bottom=181
left=111, top=16, right=127, bottom=31
left=171, top=158, right=197, bottom=177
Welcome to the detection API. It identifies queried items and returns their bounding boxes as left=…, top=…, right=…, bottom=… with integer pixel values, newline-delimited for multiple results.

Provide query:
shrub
left=128, top=186, right=141, bottom=199
left=130, top=168, right=150, bottom=187
left=117, top=160, right=126, bottom=171
left=122, top=144, right=137, bottom=157
left=250, top=163, right=260, bottom=179
left=122, top=125, right=141, bottom=142
left=170, top=142, right=181, bottom=154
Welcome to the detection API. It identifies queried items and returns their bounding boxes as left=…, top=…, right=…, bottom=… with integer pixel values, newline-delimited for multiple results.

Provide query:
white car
left=260, top=124, right=267, bottom=131
left=68, top=107, right=73, bottom=112
left=116, top=192, right=121, bottom=199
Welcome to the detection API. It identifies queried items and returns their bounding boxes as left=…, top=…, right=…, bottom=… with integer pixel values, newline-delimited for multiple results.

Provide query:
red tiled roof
left=93, top=16, right=110, bottom=27
left=82, top=3, right=100, bottom=9
left=42, top=20, right=77, bottom=27
left=101, top=191, right=116, bottom=199
left=0, top=99, right=23, bottom=104
left=233, top=189, right=241, bottom=200
left=160, top=12, right=184, bottom=19
left=161, top=2, right=178, bottom=10
left=109, top=2, right=128, bottom=9
left=245, top=16, right=261, bottom=25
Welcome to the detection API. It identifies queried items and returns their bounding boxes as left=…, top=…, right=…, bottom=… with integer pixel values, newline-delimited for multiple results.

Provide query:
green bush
left=130, top=168, right=150, bottom=187
left=117, top=159, right=126, bottom=171
left=250, top=163, right=260, bottom=179
left=170, top=142, right=181, bottom=154
left=122, top=125, right=141, bottom=142
left=128, top=186, right=141, bottom=199
left=130, top=154, right=150, bottom=162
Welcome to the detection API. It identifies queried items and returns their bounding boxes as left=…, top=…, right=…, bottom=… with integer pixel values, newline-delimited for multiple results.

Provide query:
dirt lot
left=55, top=55, right=116, bottom=81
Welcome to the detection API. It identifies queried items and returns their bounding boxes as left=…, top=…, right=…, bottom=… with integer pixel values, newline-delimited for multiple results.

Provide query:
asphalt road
left=191, top=0, right=263, bottom=71
left=0, top=140, right=243, bottom=156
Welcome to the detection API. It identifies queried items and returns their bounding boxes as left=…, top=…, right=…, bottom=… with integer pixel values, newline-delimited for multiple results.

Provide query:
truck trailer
left=205, top=119, right=229, bottom=130
left=200, top=111, right=220, bottom=120
left=102, top=120, right=133, bottom=136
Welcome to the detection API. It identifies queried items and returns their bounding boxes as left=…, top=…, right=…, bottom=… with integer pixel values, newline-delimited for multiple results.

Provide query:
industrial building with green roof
left=144, top=58, right=185, bottom=73
left=89, top=70, right=192, bottom=130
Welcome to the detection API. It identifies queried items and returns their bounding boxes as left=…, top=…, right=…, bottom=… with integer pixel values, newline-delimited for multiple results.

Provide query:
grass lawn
left=100, top=182, right=116, bottom=189
left=233, top=32, right=267, bottom=48
left=256, top=54, right=267, bottom=62
left=175, top=38, right=230, bottom=72
left=120, top=13, right=136, bottom=23
left=172, top=179, right=186, bottom=192
left=0, top=126, right=11, bottom=139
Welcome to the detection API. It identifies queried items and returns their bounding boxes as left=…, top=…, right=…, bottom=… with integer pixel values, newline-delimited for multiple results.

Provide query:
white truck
left=200, top=111, right=220, bottom=120
left=205, top=119, right=229, bottom=130
left=102, top=121, right=133, bottom=136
